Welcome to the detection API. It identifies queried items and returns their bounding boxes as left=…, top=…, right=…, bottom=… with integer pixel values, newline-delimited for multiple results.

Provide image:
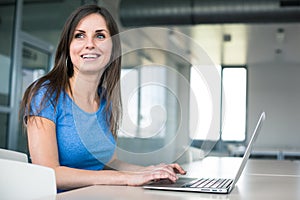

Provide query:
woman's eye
left=74, top=33, right=84, bottom=38
left=97, top=34, right=105, bottom=39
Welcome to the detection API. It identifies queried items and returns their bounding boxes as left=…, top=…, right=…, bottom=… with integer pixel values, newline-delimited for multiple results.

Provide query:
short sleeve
left=26, top=86, right=57, bottom=124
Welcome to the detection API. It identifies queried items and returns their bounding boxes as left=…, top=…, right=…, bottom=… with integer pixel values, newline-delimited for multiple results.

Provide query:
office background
left=0, top=0, right=300, bottom=164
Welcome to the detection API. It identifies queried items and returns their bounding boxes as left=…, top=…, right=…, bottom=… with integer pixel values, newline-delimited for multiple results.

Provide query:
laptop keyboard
left=183, top=178, right=233, bottom=189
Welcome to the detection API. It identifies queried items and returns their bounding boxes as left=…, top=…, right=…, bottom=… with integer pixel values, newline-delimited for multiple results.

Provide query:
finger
left=169, top=163, right=187, bottom=174
left=157, top=164, right=178, bottom=177
left=150, top=171, right=177, bottom=183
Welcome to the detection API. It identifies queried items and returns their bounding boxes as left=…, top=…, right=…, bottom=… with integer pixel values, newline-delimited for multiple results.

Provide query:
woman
left=20, top=4, right=185, bottom=191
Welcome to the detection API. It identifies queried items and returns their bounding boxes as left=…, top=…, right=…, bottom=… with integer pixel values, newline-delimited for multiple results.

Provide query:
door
left=8, top=31, right=54, bottom=152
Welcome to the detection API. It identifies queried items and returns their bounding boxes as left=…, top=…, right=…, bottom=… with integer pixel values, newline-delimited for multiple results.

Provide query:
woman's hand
left=125, top=163, right=186, bottom=186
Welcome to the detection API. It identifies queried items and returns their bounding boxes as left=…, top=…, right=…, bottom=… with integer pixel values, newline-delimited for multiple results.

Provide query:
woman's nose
left=85, top=37, right=95, bottom=49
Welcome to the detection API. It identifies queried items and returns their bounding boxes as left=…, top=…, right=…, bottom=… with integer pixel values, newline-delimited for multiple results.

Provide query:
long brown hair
left=20, top=4, right=122, bottom=138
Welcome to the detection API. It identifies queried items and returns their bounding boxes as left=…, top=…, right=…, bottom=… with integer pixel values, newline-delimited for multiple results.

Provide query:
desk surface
left=54, top=157, right=300, bottom=200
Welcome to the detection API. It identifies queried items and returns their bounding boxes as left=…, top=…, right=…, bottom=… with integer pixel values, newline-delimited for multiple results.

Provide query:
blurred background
left=0, top=0, right=300, bottom=165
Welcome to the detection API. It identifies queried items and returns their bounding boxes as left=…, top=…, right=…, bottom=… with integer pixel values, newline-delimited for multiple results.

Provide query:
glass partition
left=0, top=1, right=15, bottom=106
left=22, top=0, right=81, bottom=46
left=0, top=113, right=8, bottom=148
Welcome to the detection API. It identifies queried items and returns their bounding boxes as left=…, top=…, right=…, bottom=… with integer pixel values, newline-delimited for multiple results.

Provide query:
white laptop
left=143, top=112, right=266, bottom=194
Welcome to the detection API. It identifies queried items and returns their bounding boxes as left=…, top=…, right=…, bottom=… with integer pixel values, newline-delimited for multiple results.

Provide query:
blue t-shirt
left=28, top=86, right=116, bottom=171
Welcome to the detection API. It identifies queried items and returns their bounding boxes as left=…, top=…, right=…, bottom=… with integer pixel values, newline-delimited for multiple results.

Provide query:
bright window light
left=221, top=67, right=247, bottom=141
left=119, top=67, right=167, bottom=138
left=119, top=69, right=139, bottom=137
left=189, top=66, right=247, bottom=142
left=189, top=65, right=221, bottom=140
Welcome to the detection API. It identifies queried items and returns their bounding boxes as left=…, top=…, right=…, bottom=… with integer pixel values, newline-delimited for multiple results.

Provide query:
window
left=119, top=66, right=167, bottom=138
left=221, top=67, right=247, bottom=141
left=189, top=65, right=221, bottom=140
left=119, top=68, right=139, bottom=137
left=190, top=65, right=247, bottom=142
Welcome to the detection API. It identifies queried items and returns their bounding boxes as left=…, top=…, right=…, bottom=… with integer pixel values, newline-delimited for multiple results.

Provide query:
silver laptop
left=143, top=112, right=266, bottom=194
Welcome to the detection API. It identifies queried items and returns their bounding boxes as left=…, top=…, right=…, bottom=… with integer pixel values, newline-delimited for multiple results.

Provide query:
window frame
left=191, top=65, right=248, bottom=153
left=119, top=65, right=170, bottom=139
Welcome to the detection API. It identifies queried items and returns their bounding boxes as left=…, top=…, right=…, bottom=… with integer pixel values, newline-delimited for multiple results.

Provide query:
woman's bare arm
left=26, top=116, right=185, bottom=190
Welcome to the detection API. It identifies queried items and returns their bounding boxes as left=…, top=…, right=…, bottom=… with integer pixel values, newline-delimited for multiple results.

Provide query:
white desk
left=55, top=157, right=300, bottom=200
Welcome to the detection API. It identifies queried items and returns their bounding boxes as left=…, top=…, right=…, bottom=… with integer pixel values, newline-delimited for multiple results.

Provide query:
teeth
left=82, top=54, right=98, bottom=59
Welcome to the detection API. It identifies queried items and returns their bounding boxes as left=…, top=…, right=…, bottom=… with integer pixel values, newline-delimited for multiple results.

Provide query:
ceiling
left=115, top=0, right=300, bottom=67
left=1, top=0, right=299, bottom=67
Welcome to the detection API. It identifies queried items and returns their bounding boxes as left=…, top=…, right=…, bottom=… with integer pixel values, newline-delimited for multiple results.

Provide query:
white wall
left=246, top=24, right=300, bottom=151
left=248, top=61, right=300, bottom=150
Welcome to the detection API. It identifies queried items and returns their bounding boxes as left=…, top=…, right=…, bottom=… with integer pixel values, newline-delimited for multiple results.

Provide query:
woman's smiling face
left=69, top=13, right=113, bottom=75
